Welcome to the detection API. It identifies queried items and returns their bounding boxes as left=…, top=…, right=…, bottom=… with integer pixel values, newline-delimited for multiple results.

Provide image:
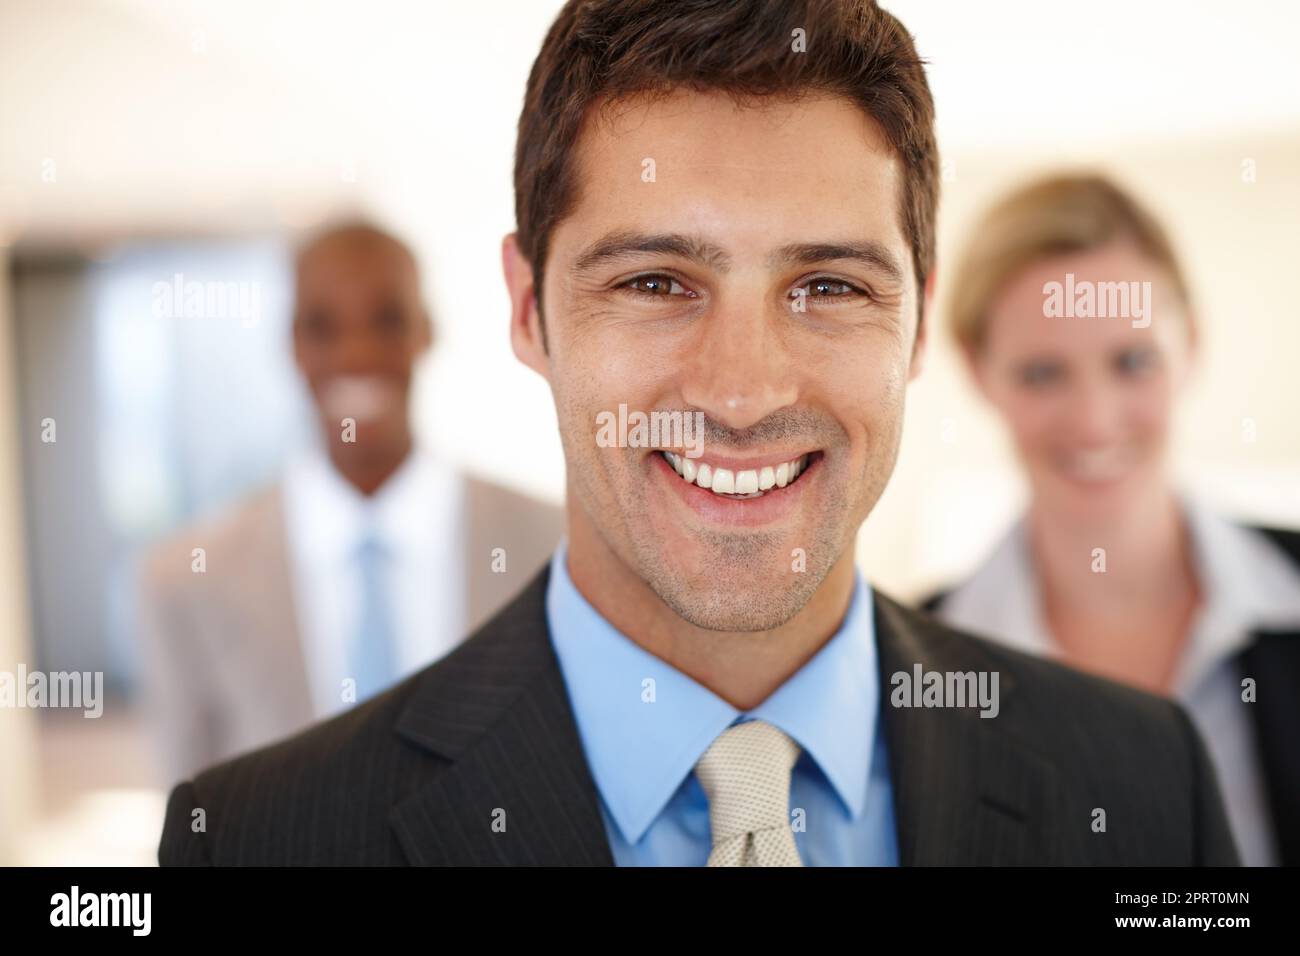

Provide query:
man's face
left=512, top=91, right=925, bottom=631
left=292, top=235, right=431, bottom=455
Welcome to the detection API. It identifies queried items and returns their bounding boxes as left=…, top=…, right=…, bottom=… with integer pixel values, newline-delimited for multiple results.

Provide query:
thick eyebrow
left=769, top=241, right=906, bottom=284
left=571, top=231, right=732, bottom=274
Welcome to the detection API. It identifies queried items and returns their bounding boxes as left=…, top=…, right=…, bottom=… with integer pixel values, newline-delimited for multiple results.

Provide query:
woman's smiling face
left=971, top=240, right=1194, bottom=521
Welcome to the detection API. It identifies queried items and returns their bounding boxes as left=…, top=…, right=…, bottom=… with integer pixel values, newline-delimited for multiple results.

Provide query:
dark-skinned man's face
left=292, top=233, right=432, bottom=462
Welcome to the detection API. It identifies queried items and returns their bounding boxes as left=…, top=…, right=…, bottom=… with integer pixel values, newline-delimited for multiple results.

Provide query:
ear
left=416, top=309, right=435, bottom=354
left=502, top=233, right=549, bottom=380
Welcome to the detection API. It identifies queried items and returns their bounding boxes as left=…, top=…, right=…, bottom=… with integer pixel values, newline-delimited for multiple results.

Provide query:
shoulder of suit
left=199, top=670, right=421, bottom=782
left=878, top=589, right=1204, bottom=822
left=172, top=567, right=545, bottom=824
left=874, top=589, right=1186, bottom=742
left=462, top=474, right=566, bottom=556
left=177, top=667, right=429, bottom=859
left=139, top=484, right=283, bottom=590
left=463, top=473, right=562, bottom=520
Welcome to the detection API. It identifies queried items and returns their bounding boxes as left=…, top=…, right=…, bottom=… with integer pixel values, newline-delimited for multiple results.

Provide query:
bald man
left=138, top=222, right=563, bottom=782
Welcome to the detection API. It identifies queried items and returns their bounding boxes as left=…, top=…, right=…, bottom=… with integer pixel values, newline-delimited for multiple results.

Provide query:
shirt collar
left=1174, top=495, right=1300, bottom=691
left=282, top=443, right=459, bottom=563
left=939, top=496, right=1300, bottom=692
left=545, top=542, right=880, bottom=846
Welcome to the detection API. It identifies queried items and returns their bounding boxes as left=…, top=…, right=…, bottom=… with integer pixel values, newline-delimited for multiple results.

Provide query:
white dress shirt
left=281, top=444, right=466, bottom=719
left=935, top=495, right=1300, bottom=866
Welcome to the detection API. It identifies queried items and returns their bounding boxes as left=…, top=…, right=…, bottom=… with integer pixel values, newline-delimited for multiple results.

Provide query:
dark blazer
left=923, top=525, right=1300, bottom=867
left=160, top=566, right=1239, bottom=866
left=1243, top=528, right=1300, bottom=867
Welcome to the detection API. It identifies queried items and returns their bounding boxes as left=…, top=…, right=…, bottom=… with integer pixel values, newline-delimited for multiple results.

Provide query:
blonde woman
left=926, top=174, right=1300, bottom=866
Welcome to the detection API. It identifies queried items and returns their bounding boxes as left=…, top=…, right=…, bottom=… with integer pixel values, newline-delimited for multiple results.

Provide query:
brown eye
left=299, top=308, right=337, bottom=341
left=373, top=302, right=406, bottom=334
left=625, top=274, right=688, bottom=297
left=793, top=277, right=864, bottom=300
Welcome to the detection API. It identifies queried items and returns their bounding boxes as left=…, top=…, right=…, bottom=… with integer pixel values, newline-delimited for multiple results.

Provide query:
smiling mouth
left=320, top=374, right=401, bottom=423
left=657, top=450, right=821, bottom=499
left=1055, top=447, right=1136, bottom=484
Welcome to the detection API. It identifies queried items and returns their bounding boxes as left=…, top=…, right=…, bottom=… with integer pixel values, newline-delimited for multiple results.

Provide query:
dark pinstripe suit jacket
left=159, top=565, right=1240, bottom=866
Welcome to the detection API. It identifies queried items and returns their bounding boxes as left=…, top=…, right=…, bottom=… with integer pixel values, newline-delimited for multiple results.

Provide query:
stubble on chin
left=622, top=488, right=853, bottom=633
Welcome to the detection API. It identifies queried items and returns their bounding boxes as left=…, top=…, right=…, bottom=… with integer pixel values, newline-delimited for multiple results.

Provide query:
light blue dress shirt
left=545, top=544, right=898, bottom=866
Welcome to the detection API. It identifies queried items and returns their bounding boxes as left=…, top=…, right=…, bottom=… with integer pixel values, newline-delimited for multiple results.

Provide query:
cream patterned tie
left=694, top=719, right=804, bottom=867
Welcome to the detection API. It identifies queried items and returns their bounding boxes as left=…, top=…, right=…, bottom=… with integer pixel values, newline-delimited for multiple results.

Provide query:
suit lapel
left=874, top=594, right=1066, bottom=865
left=389, top=565, right=615, bottom=865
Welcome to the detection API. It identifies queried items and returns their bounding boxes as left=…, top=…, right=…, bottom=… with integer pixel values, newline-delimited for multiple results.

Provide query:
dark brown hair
left=513, top=0, right=939, bottom=315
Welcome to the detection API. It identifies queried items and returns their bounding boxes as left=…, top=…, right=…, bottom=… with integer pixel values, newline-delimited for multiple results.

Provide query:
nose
left=326, top=323, right=403, bottom=377
left=678, top=293, right=798, bottom=431
left=1064, top=374, right=1125, bottom=445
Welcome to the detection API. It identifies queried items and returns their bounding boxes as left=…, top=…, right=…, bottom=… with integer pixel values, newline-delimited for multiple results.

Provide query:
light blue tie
left=349, top=532, right=398, bottom=702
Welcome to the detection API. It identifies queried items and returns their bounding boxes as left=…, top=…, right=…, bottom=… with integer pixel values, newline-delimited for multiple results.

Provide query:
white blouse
left=934, top=496, right=1300, bottom=867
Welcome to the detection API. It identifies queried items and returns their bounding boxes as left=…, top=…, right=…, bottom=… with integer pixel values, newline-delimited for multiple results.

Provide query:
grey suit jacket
left=159, top=566, right=1240, bottom=865
left=138, top=474, right=563, bottom=781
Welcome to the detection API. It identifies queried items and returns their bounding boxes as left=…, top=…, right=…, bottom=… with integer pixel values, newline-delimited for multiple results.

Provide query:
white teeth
left=1060, top=448, right=1129, bottom=482
left=663, top=451, right=812, bottom=498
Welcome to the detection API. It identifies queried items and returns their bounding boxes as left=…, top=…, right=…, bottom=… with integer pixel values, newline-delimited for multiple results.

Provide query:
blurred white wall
left=1, top=0, right=1297, bottom=588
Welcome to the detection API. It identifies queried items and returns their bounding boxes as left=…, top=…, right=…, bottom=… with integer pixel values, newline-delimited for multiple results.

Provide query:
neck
left=564, top=510, right=857, bottom=711
left=1028, top=482, right=1196, bottom=609
left=328, top=432, right=413, bottom=497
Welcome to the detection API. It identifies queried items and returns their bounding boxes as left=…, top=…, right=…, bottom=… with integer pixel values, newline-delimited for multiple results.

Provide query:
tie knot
left=694, top=719, right=801, bottom=843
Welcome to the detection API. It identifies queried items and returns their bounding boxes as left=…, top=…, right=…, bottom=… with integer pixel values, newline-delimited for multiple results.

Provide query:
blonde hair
left=947, top=173, right=1192, bottom=351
